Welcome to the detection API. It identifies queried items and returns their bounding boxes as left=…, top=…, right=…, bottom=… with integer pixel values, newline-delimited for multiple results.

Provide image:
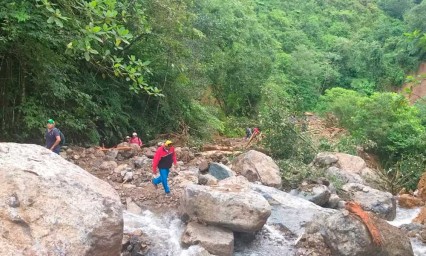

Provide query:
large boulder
left=181, top=222, right=234, bottom=256
left=305, top=210, right=414, bottom=256
left=340, top=183, right=396, bottom=220
left=231, top=150, right=282, bottom=188
left=313, top=152, right=381, bottom=188
left=251, top=184, right=336, bottom=236
left=208, top=162, right=235, bottom=180
left=180, top=184, right=271, bottom=233
left=0, top=143, right=123, bottom=256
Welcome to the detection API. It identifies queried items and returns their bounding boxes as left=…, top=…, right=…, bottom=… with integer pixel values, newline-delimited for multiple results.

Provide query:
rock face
left=306, top=211, right=414, bottom=256
left=208, top=162, right=235, bottom=180
left=340, top=183, right=396, bottom=220
left=181, top=222, right=234, bottom=256
left=0, top=143, right=123, bottom=256
left=398, top=194, right=424, bottom=208
left=231, top=150, right=282, bottom=188
left=251, top=184, right=336, bottom=236
left=180, top=184, right=271, bottom=233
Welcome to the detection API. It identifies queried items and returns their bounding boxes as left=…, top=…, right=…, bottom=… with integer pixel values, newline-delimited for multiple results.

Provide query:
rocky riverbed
left=2, top=141, right=426, bottom=255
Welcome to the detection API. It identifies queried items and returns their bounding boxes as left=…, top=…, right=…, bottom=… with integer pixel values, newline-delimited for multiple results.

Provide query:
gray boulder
left=232, top=150, right=282, bottom=188
left=181, top=222, right=234, bottom=256
left=208, top=162, right=235, bottom=180
left=251, top=184, right=336, bottom=236
left=305, top=210, right=413, bottom=256
left=0, top=143, right=123, bottom=256
left=180, top=184, right=271, bottom=233
left=340, top=183, right=396, bottom=220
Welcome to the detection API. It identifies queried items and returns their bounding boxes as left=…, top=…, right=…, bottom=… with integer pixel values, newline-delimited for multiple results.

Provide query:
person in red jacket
left=129, top=132, right=143, bottom=147
left=152, top=140, right=177, bottom=196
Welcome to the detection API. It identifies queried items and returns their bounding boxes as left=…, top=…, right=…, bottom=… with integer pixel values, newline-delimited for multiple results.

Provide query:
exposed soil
left=401, top=62, right=426, bottom=104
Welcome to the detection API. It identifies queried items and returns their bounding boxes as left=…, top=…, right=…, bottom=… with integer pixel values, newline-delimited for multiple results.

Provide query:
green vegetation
left=1, top=0, right=426, bottom=189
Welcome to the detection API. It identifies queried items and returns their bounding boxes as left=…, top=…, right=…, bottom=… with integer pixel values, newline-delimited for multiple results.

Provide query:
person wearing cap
left=152, top=140, right=177, bottom=196
left=129, top=132, right=143, bottom=147
left=125, top=136, right=131, bottom=143
left=45, top=119, right=61, bottom=154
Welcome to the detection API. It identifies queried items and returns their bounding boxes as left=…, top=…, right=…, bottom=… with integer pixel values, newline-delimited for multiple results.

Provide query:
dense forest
left=2, top=0, right=426, bottom=189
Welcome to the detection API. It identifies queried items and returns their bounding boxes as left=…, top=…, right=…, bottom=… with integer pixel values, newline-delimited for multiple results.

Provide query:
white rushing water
left=124, top=207, right=426, bottom=256
left=123, top=210, right=296, bottom=256
left=388, top=207, right=426, bottom=256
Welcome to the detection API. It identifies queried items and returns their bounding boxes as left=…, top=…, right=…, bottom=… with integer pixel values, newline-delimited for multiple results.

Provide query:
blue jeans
left=152, top=168, right=170, bottom=194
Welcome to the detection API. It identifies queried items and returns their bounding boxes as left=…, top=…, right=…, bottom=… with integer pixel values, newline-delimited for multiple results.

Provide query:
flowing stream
left=123, top=210, right=296, bottom=255
left=124, top=206, right=426, bottom=256
left=388, top=207, right=426, bottom=256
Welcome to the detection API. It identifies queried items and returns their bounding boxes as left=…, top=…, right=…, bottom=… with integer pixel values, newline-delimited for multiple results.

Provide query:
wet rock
left=0, top=143, right=123, bottom=256
left=305, top=210, right=413, bottom=256
left=251, top=184, right=336, bottom=236
left=208, top=162, right=235, bottom=180
left=126, top=198, right=142, bottom=215
left=180, top=184, right=271, bottom=233
left=231, top=150, right=282, bottom=188
left=340, top=183, right=396, bottom=220
left=181, top=222, right=234, bottom=256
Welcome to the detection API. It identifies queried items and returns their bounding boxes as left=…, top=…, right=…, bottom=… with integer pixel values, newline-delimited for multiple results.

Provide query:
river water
left=388, top=207, right=426, bottom=256
left=124, top=207, right=426, bottom=256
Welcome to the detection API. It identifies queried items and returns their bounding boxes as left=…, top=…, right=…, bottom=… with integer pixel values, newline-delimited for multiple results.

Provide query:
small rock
left=199, top=160, right=209, bottom=173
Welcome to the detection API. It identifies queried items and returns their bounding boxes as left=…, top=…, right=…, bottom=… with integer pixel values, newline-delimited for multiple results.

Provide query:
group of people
left=245, top=127, right=261, bottom=140
left=45, top=118, right=177, bottom=197
left=125, top=132, right=143, bottom=147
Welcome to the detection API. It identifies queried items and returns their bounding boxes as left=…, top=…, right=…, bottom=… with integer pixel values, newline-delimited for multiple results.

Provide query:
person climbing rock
left=152, top=140, right=178, bottom=196
left=45, top=119, right=61, bottom=154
